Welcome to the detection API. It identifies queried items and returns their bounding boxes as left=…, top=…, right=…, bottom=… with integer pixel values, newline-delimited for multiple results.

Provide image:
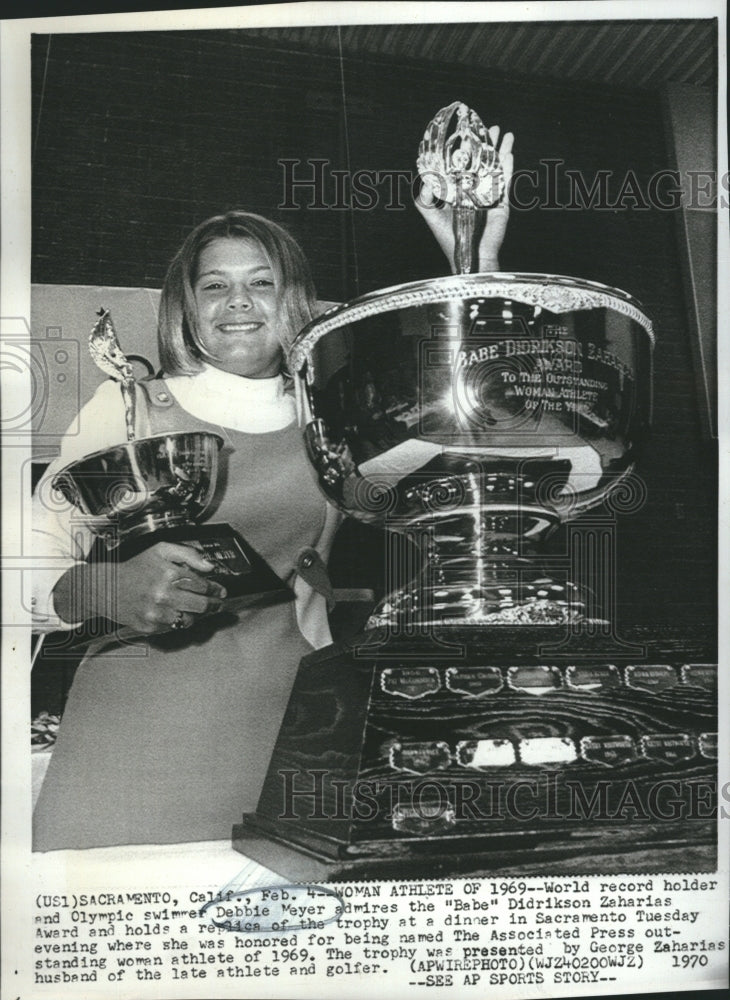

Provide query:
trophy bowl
left=53, top=431, right=224, bottom=549
left=291, top=273, right=653, bottom=626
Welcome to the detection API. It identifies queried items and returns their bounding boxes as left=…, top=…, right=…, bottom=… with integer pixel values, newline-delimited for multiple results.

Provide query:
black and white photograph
left=1, top=3, right=727, bottom=999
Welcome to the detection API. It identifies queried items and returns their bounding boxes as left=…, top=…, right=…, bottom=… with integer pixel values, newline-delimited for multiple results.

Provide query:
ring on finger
left=170, top=611, right=188, bottom=631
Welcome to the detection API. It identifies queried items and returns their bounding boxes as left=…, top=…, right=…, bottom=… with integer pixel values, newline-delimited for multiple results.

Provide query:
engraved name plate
left=625, top=664, right=678, bottom=693
left=457, top=739, right=516, bottom=768
left=390, top=741, right=452, bottom=773
left=381, top=667, right=441, bottom=699
left=580, top=735, right=636, bottom=766
left=681, top=663, right=718, bottom=689
left=640, top=733, right=694, bottom=762
left=566, top=664, right=621, bottom=692
left=519, top=737, right=577, bottom=766
left=698, top=733, right=718, bottom=759
left=507, top=665, right=562, bottom=695
left=445, top=666, right=503, bottom=696
left=391, top=802, right=457, bottom=836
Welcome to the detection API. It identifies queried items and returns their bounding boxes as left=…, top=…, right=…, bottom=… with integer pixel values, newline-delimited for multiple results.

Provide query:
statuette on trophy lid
left=417, top=101, right=505, bottom=273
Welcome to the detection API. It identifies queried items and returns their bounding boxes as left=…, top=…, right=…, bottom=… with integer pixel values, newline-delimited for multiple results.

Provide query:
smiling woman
left=31, top=211, right=337, bottom=850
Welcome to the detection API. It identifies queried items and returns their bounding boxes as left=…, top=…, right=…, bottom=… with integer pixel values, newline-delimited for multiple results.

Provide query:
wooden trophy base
left=233, top=624, right=717, bottom=881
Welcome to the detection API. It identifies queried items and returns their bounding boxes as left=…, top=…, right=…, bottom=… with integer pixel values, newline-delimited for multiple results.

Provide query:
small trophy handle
left=119, top=381, right=137, bottom=442
left=89, top=308, right=137, bottom=441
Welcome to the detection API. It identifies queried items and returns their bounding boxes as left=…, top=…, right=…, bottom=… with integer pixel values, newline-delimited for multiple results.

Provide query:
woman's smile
left=217, top=321, right=263, bottom=332
left=193, top=237, right=284, bottom=378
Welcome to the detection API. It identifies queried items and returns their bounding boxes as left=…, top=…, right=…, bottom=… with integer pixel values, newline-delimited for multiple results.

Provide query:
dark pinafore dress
left=33, top=379, right=329, bottom=850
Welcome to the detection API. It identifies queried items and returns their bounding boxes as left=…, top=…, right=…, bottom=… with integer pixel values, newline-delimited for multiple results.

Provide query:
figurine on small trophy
left=232, top=104, right=716, bottom=878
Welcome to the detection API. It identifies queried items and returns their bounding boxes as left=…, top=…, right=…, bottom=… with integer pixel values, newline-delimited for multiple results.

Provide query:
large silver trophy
left=233, top=105, right=672, bottom=881
left=291, top=103, right=653, bottom=629
left=53, top=311, right=284, bottom=613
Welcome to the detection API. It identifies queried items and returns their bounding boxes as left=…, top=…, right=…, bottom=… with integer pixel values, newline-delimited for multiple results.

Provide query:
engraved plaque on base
left=233, top=627, right=717, bottom=880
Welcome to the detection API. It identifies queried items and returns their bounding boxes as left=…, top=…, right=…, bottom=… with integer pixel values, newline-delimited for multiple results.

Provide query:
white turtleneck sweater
left=31, top=364, right=337, bottom=648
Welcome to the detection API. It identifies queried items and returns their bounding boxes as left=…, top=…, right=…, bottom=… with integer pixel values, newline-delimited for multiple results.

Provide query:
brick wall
left=31, top=28, right=717, bottom=630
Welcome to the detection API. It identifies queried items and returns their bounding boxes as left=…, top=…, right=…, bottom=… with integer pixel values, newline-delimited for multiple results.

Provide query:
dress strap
left=295, top=546, right=335, bottom=610
left=136, top=378, right=176, bottom=410
left=133, top=378, right=180, bottom=436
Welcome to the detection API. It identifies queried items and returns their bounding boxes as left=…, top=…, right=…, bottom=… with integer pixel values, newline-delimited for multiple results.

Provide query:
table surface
left=31, top=835, right=718, bottom=883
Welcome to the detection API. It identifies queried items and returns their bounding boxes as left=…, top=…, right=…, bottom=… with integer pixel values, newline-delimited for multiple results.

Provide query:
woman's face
left=193, top=237, right=284, bottom=378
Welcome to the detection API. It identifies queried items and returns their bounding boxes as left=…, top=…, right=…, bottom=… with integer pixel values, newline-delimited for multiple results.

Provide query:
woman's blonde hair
left=158, top=211, right=317, bottom=375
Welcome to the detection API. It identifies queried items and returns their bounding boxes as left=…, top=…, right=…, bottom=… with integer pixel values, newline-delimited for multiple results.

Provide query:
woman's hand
left=53, top=541, right=227, bottom=635
left=415, top=126, right=514, bottom=273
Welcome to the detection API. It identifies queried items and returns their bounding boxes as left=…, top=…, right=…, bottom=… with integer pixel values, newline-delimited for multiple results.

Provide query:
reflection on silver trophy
left=53, top=430, right=224, bottom=548
left=291, top=103, right=653, bottom=628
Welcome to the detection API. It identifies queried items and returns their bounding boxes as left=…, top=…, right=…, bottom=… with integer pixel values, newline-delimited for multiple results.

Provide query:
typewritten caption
left=29, top=876, right=726, bottom=994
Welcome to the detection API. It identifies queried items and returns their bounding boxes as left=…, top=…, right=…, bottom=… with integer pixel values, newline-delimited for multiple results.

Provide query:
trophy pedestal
left=233, top=624, right=717, bottom=880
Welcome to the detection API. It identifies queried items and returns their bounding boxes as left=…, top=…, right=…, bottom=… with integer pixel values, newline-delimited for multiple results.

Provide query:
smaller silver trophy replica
left=53, top=310, right=284, bottom=605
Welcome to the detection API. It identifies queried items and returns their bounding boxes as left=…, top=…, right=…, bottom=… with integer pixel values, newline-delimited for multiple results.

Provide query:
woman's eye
left=252, top=278, right=275, bottom=288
